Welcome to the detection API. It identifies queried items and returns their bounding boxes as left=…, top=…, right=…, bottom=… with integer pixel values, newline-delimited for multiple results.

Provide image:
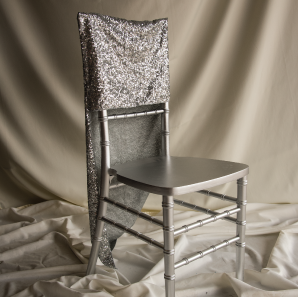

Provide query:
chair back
left=77, top=13, right=170, bottom=250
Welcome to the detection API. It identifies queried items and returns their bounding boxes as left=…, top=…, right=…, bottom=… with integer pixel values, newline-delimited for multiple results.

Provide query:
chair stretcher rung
left=174, top=207, right=240, bottom=236
left=108, top=109, right=164, bottom=120
left=109, top=183, right=125, bottom=189
left=174, top=236, right=240, bottom=269
left=101, top=216, right=164, bottom=250
left=174, top=199, right=237, bottom=224
left=198, top=190, right=237, bottom=203
left=103, top=197, right=163, bottom=227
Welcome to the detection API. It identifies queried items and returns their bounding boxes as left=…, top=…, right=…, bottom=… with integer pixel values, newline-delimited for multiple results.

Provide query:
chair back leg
left=236, top=176, right=247, bottom=281
left=87, top=110, right=111, bottom=275
left=86, top=198, right=108, bottom=275
left=163, top=195, right=175, bottom=296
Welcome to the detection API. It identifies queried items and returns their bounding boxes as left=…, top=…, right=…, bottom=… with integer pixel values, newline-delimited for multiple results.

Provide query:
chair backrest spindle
left=162, top=102, right=170, bottom=156
left=99, top=110, right=110, bottom=198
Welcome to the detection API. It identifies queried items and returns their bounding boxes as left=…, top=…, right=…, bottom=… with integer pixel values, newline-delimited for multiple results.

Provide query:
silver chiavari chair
left=77, top=13, right=248, bottom=297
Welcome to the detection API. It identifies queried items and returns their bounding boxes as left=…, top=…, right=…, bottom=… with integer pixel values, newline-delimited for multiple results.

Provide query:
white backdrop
left=1, top=0, right=298, bottom=210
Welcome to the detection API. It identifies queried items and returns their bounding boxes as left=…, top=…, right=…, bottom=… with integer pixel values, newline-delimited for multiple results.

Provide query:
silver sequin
left=85, top=110, right=115, bottom=268
left=78, top=13, right=170, bottom=111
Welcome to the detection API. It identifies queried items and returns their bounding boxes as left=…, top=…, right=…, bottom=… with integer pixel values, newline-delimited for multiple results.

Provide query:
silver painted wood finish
left=173, top=198, right=237, bottom=224
left=101, top=216, right=164, bottom=250
left=161, top=103, right=175, bottom=297
left=236, top=177, right=247, bottom=281
left=174, top=236, right=240, bottom=269
left=103, top=197, right=164, bottom=227
left=198, top=190, right=237, bottom=203
left=86, top=110, right=110, bottom=275
left=108, top=109, right=164, bottom=120
left=161, top=102, right=170, bottom=156
left=174, top=207, right=240, bottom=236
left=109, top=183, right=125, bottom=189
left=163, top=196, right=175, bottom=297
left=110, top=156, right=249, bottom=196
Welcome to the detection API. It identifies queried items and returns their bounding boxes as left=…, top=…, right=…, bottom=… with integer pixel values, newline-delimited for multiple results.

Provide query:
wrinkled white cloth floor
left=0, top=201, right=298, bottom=297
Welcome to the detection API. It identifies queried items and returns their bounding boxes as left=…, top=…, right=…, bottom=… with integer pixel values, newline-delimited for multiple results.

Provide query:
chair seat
left=110, top=156, right=249, bottom=196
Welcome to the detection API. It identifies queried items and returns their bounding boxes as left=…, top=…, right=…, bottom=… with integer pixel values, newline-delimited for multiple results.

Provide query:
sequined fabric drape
left=77, top=13, right=170, bottom=111
left=77, top=13, right=170, bottom=267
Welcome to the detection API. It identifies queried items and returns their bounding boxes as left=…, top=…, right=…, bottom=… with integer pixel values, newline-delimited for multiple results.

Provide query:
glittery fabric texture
left=86, top=105, right=162, bottom=268
left=77, top=13, right=170, bottom=111
left=107, top=104, right=162, bottom=242
left=85, top=110, right=115, bottom=268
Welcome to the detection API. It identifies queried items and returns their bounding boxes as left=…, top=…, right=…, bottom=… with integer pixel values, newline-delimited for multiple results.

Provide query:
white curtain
left=1, top=0, right=297, bottom=210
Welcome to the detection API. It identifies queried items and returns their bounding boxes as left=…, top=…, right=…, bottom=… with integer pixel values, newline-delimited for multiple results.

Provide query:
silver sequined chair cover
left=77, top=13, right=170, bottom=267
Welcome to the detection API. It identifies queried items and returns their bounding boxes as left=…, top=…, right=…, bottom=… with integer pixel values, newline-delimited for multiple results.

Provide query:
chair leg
left=236, top=176, right=247, bottom=281
left=162, top=195, right=175, bottom=297
left=86, top=197, right=107, bottom=275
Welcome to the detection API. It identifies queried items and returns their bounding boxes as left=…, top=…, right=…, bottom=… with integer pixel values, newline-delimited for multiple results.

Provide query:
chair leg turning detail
left=86, top=197, right=108, bottom=275
left=236, top=176, right=247, bottom=281
left=163, top=195, right=175, bottom=297
left=87, top=182, right=247, bottom=293
left=174, top=236, right=239, bottom=269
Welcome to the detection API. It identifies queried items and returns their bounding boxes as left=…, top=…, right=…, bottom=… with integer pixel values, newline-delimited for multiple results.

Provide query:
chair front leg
left=162, top=195, right=175, bottom=297
left=236, top=176, right=247, bottom=281
left=86, top=197, right=107, bottom=275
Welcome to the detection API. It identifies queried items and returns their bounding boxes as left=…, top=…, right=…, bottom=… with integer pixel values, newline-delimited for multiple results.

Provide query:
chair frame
left=86, top=102, right=247, bottom=297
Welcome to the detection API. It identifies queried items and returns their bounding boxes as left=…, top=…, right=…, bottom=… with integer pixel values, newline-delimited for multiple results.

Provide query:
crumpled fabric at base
left=1, top=201, right=298, bottom=296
